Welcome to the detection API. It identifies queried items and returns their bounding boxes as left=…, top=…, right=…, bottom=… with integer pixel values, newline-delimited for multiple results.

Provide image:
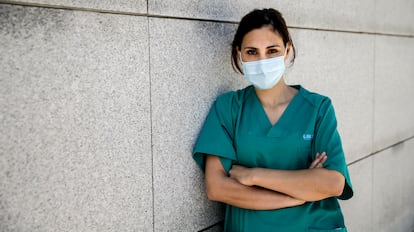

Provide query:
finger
left=316, top=155, right=328, bottom=168
left=309, top=154, right=320, bottom=168
left=313, top=153, right=325, bottom=164
left=311, top=153, right=328, bottom=169
left=318, top=152, right=326, bottom=158
left=310, top=157, right=322, bottom=168
left=320, top=154, right=328, bottom=165
left=316, top=153, right=327, bottom=162
left=322, top=155, right=328, bottom=163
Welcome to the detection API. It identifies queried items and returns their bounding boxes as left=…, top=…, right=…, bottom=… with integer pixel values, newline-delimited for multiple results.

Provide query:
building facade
left=1, top=1, right=414, bottom=231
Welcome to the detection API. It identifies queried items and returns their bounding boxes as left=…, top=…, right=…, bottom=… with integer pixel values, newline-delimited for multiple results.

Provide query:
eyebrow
left=243, top=45, right=281, bottom=50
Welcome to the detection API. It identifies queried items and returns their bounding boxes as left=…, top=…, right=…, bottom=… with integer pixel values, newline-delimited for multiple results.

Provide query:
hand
left=309, top=152, right=327, bottom=169
left=229, top=165, right=254, bottom=186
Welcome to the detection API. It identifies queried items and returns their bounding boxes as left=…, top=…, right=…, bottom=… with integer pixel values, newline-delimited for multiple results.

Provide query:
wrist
left=249, top=167, right=260, bottom=186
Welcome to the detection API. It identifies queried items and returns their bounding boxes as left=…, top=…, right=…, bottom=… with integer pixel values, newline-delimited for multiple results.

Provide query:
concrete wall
left=1, top=1, right=413, bottom=231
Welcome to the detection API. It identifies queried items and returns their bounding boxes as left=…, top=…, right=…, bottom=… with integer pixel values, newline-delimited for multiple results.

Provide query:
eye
left=246, top=50, right=257, bottom=55
left=268, top=49, right=279, bottom=54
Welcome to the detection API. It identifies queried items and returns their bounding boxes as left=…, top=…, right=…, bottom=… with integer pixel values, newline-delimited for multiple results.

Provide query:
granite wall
left=1, top=1, right=413, bottom=231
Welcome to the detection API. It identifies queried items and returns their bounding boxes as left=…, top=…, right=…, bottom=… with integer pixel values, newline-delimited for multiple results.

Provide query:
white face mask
left=240, top=47, right=287, bottom=90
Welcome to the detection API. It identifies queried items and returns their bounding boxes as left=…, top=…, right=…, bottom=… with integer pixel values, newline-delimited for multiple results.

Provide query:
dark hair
left=231, top=8, right=296, bottom=74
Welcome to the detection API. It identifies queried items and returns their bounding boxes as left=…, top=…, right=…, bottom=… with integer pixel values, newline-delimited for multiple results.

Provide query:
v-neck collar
left=251, top=85, right=302, bottom=137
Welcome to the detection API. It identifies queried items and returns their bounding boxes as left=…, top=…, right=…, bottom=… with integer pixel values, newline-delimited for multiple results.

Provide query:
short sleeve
left=314, top=98, right=353, bottom=200
left=192, top=92, right=238, bottom=173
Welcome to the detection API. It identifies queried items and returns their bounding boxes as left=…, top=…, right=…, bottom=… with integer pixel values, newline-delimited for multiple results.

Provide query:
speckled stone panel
left=376, top=0, right=414, bottom=35
left=287, top=29, right=374, bottom=163
left=0, top=4, right=152, bottom=231
left=343, top=138, right=414, bottom=232
left=149, top=17, right=248, bottom=231
left=372, top=138, right=414, bottom=232
left=341, top=158, right=373, bottom=232
left=149, top=0, right=376, bottom=33
left=373, top=35, right=414, bottom=150
left=2, top=0, right=147, bottom=14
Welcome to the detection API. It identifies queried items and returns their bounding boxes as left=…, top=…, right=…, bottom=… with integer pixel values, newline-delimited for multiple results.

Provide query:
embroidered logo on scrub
left=302, top=134, right=313, bottom=140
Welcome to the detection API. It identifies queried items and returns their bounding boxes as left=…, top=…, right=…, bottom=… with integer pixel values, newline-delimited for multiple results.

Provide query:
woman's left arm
left=229, top=153, right=345, bottom=202
left=230, top=98, right=352, bottom=202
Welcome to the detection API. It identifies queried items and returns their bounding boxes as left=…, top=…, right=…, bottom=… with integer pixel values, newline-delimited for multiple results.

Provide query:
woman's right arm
left=205, top=155, right=305, bottom=210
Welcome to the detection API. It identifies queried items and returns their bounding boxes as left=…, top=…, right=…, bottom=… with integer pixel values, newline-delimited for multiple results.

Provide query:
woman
left=193, top=8, right=353, bottom=232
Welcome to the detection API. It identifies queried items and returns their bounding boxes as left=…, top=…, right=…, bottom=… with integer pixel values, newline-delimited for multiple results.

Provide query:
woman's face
left=239, top=26, right=289, bottom=62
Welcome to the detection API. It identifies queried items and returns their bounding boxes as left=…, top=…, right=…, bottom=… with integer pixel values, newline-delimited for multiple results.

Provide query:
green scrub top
left=193, top=85, right=353, bottom=232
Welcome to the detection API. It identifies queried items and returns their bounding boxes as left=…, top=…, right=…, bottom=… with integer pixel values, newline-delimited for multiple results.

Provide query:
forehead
left=241, top=27, right=283, bottom=48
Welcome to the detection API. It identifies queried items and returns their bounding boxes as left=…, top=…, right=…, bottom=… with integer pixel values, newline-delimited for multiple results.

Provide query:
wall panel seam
left=348, top=135, right=414, bottom=166
left=371, top=30, right=376, bottom=171
left=1, top=1, right=414, bottom=38
left=288, top=26, right=414, bottom=38
left=197, top=220, right=224, bottom=232
left=370, top=4, right=376, bottom=225
left=0, top=0, right=148, bottom=16
left=147, top=16, right=155, bottom=232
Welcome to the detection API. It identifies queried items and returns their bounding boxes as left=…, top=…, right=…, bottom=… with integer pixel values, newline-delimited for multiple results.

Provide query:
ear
left=237, top=46, right=243, bottom=62
left=284, top=43, right=291, bottom=61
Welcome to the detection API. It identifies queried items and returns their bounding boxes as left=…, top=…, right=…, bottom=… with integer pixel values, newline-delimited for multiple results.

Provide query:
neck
left=254, top=79, right=293, bottom=108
